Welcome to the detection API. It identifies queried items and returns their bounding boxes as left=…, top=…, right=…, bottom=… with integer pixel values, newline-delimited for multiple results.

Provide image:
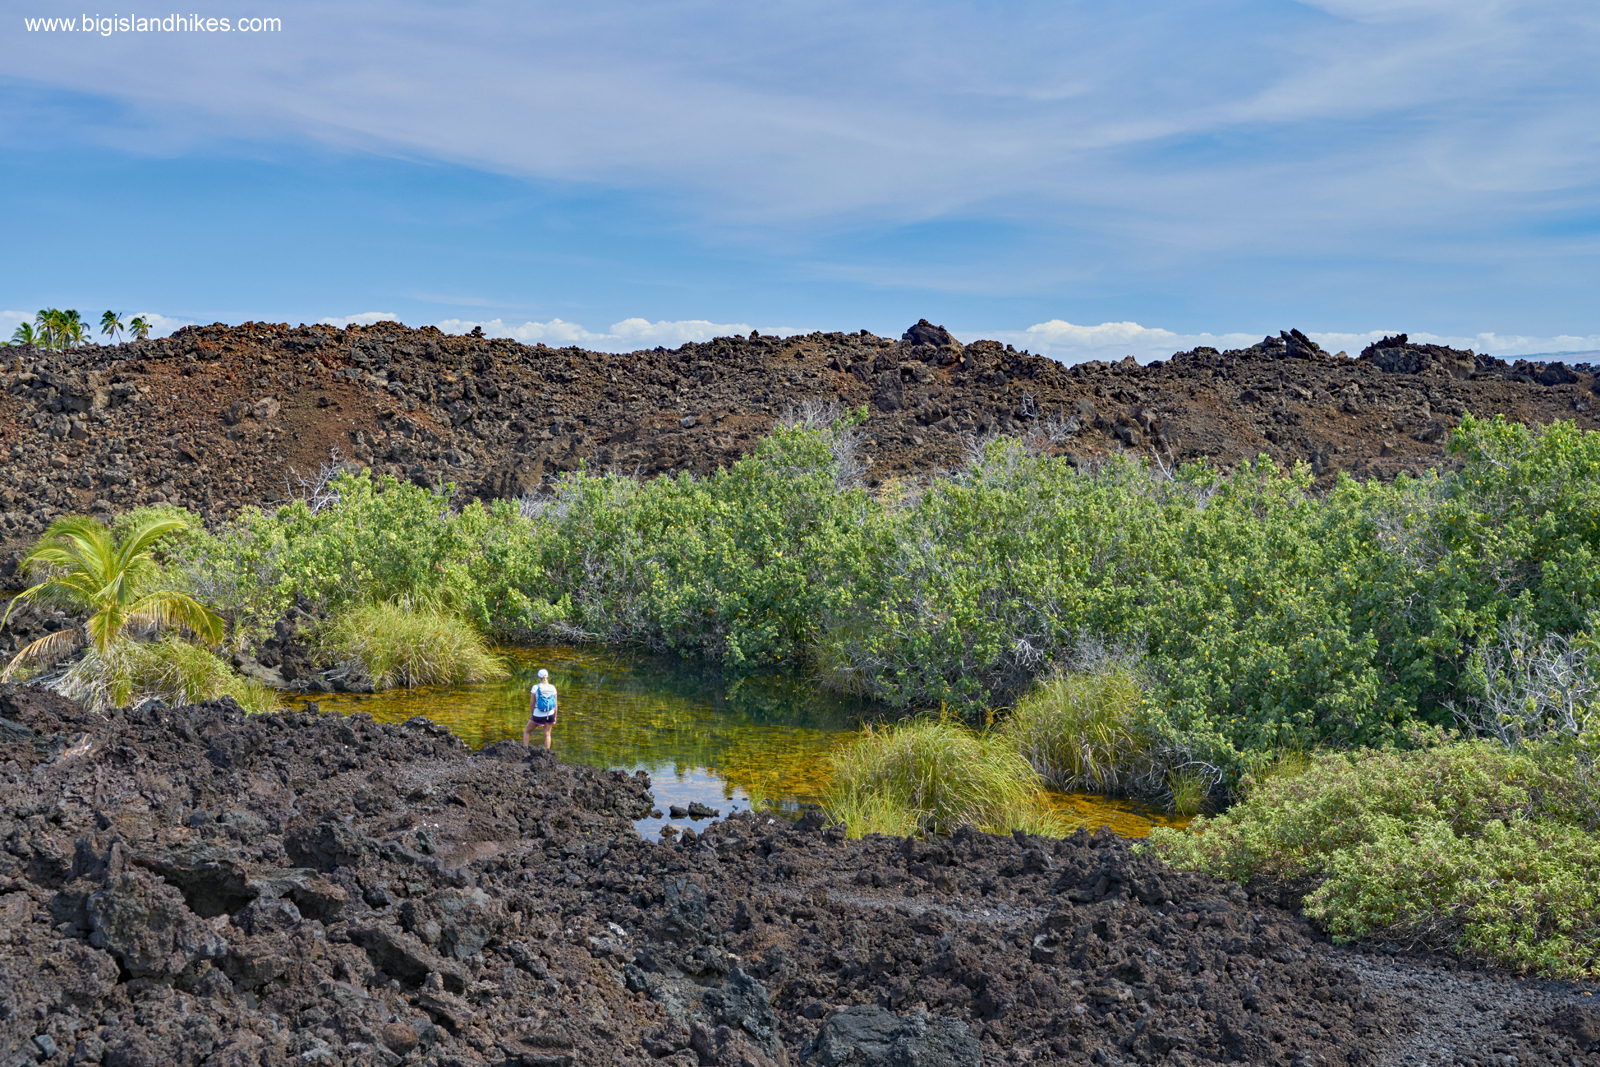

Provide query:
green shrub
left=322, top=602, right=507, bottom=688
left=1143, top=740, right=1600, bottom=977
left=825, top=719, right=1065, bottom=838
left=58, top=637, right=278, bottom=715
left=150, top=413, right=1600, bottom=796
left=1005, top=655, right=1152, bottom=793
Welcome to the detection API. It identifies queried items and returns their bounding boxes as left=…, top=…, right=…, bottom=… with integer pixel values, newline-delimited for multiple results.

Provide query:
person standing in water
left=525, top=668, right=559, bottom=749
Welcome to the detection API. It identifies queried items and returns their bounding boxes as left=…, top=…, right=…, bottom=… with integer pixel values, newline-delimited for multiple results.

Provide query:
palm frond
left=0, top=626, right=85, bottom=681
left=123, top=591, right=225, bottom=646
left=115, top=516, right=194, bottom=568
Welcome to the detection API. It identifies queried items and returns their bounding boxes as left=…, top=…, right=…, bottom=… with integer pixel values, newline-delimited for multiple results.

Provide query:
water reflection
left=308, top=646, right=1186, bottom=838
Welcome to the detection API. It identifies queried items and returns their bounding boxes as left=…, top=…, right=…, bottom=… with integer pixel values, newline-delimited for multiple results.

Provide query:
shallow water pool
left=307, top=646, right=1188, bottom=838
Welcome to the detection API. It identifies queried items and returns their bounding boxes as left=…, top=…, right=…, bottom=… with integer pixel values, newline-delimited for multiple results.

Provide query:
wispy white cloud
left=988, top=320, right=1600, bottom=365
left=318, top=311, right=399, bottom=328
left=6, top=0, right=1596, bottom=248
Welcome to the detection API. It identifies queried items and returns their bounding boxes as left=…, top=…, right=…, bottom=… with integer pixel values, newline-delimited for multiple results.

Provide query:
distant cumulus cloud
left=988, top=320, right=1600, bottom=365
left=318, top=312, right=399, bottom=328
left=436, top=316, right=805, bottom=351
left=983, top=320, right=1261, bottom=364
left=131, top=312, right=197, bottom=337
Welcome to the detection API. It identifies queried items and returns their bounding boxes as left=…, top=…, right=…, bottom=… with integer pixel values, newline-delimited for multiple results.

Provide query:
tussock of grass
left=58, top=637, right=279, bottom=715
left=1143, top=740, right=1600, bottom=978
left=323, top=602, right=506, bottom=689
left=1004, top=661, right=1151, bottom=794
left=1166, top=768, right=1212, bottom=818
left=826, top=720, right=1066, bottom=838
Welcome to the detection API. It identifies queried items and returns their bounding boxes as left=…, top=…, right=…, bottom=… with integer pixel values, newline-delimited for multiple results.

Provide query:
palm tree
left=59, top=309, right=88, bottom=348
left=0, top=514, right=224, bottom=682
left=34, top=309, right=60, bottom=352
left=101, top=311, right=125, bottom=345
left=10, top=322, right=35, bottom=347
left=129, top=316, right=152, bottom=341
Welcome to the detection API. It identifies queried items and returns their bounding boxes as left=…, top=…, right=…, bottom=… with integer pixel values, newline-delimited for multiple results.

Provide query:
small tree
left=8, top=322, right=34, bottom=347
left=129, top=316, right=152, bottom=341
left=101, top=310, right=125, bottom=345
left=1, top=514, right=224, bottom=681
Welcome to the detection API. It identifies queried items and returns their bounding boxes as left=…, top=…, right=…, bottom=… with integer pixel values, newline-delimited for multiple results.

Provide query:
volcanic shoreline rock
left=1, top=685, right=1596, bottom=1065
left=2, top=320, right=1596, bottom=586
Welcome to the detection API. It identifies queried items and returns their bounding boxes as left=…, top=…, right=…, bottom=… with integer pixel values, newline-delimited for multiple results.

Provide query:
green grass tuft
left=1004, top=660, right=1152, bottom=794
left=58, top=637, right=279, bottom=715
left=322, top=602, right=507, bottom=689
left=825, top=719, right=1066, bottom=838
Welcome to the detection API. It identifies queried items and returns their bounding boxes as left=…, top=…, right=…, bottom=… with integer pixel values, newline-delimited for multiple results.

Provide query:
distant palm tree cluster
left=7, top=308, right=152, bottom=350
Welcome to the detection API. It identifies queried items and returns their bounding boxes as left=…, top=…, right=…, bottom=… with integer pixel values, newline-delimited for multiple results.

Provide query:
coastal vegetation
left=7, top=405, right=1600, bottom=974
left=0, top=511, right=274, bottom=712
left=1144, top=734, right=1600, bottom=977
left=142, top=410, right=1600, bottom=781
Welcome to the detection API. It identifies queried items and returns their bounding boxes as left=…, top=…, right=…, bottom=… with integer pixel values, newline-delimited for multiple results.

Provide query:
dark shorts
left=531, top=713, right=556, bottom=726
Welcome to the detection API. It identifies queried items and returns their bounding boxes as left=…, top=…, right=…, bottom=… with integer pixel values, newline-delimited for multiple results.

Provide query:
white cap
left=537, top=669, right=549, bottom=678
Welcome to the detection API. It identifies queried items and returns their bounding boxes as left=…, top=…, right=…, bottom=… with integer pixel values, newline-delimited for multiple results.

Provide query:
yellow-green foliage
left=323, top=602, right=507, bottom=688
left=1144, top=741, right=1600, bottom=977
left=2, top=512, right=223, bottom=680
left=826, top=719, right=1065, bottom=838
left=58, top=637, right=278, bottom=715
left=1005, top=660, right=1150, bottom=794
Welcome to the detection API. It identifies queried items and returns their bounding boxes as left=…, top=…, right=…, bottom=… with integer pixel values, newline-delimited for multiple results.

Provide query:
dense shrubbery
left=147, top=411, right=1600, bottom=773
left=1144, top=736, right=1600, bottom=977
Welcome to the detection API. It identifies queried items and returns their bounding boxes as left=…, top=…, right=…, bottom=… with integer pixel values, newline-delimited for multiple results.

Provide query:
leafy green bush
left=158, top=412, right=1600, bottom=793
left=1143, top=740, right=1600, bottom=977
left=320, top=602, right=507, bottom=688
left=173, top=471, right=558, bottom=645
left=58, top=637, right=278, bottom=715
left=533, top=414, right=877, bottom=666
left=825, top=719, right=1065, bottom=838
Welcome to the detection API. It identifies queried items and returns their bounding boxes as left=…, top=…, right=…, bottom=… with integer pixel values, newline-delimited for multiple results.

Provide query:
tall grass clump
left=322, top=602, right=507, bottom=688
left=1144, top=739, right=1600, bottom=977
left=825, top=720, right=1064, bottom=838
left=1004, top=653, right=1151, bottom=794
left=58, top=637, right=278, bottom=715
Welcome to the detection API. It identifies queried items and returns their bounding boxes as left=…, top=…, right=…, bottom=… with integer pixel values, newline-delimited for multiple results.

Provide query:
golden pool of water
left=308, top=646, right=1186, bottom=838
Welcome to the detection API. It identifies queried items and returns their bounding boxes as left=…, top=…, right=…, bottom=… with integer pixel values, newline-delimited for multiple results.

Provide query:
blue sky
left=3, top=0, right=1598, bottom=362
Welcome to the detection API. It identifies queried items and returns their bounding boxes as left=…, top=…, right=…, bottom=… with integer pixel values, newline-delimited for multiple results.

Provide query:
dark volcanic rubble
left=2, top=687, right=1597, bottom=1065
left=2, top=321, right=1597, bottom=576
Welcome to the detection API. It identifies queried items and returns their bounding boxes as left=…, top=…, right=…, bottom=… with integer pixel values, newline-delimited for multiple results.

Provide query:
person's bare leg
left=543, top=724, right=553, bottom=750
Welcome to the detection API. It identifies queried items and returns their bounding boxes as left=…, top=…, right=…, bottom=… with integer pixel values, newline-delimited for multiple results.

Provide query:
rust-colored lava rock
left=2, top=320, right=1594, bottom=579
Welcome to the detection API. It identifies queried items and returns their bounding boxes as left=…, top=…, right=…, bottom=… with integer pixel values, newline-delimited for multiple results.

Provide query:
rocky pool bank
left=1, top=687, right=1597, bottom=1067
